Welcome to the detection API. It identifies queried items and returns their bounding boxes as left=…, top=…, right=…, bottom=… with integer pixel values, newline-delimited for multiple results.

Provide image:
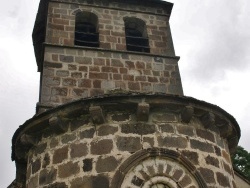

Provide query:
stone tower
left=11, top=0, right=240, bottom=187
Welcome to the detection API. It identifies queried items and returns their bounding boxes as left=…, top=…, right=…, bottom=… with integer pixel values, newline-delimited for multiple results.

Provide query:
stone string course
left=26, top=111, right=235, bottom=188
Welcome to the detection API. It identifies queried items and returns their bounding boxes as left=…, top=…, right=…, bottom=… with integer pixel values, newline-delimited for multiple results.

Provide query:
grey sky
left=0, top=0, right=250, bottom=187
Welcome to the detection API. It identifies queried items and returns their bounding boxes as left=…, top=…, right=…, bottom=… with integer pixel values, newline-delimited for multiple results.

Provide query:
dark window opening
left=124, top=17, right=150, bottom=53
left=75, top=12, right=99, bottom=47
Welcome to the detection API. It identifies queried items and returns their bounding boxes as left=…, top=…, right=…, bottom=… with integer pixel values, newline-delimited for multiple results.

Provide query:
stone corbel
left=219, top=122, right=233, bottom=138
left=201, top=112, right=215, bottom=128
left=49, top=116, right=68, bottom=133
left=137, top=103, right=150, bottom=122
left=89, top=106, right=105, bottom=124
left=181, top=106, right=194, bottom=123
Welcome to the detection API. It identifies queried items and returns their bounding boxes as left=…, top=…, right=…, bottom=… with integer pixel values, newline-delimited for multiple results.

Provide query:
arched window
left=74, top=12, right=99, bottom=47
left=124, top=17, right=150, bottom=53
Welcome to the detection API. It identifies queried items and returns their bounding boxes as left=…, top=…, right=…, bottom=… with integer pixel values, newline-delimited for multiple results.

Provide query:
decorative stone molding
left=137, top=103, right=150, bottom=121
left=181, top=106, right=194, bottom=123
left=89, top=106, right=105, bottom=124
left=111, top=148, right=208, bottom=188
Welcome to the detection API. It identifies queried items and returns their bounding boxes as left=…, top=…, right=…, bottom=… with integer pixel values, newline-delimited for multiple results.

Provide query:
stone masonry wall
left=46, top=0, right=175, bottom=56
left=26, top=110, right=236, bottom=188
left=41, top=46, right=182, bottom=107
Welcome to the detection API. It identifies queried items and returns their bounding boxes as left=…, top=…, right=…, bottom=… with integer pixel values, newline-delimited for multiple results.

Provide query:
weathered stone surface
left=177, top=125, right=194, bottom=136
left=201, top=112, right=215, bottom=128
left=152, top=113, right=176, bottom=122
left=32, top=158, right=41, bottom=174
left=137, top=103, right=150, bottom=121
left=181, top=106, right=194, bottom=123
left=42, top=153, right=50, bottom=168
left=199, top=167, right=215, bottom=183
left=158, top=136, right=187, bottom=148
left=34, top=143, right=47, bottom=155
left=190, top=139, right=214, bottom=153
left=196, top=129, right=215, bottom=143
left=83, top=158, right=93, bottom=172
left=90, top=139, right=113, bottom=155
left=39, top=168, right=57, bottom=186
left=61, top=133, right=76, bottom=144
left=50, top=138, right=59, bottom=148
left=172, top=169, right=183, bottom=181
left=216, top=172, right=230, bottom=187
left=70, top=143, right=88, bottom=158
left=89, top=106, right=105, bottom=124
left=96, top=156, right=119, bottom=172
left=70, top=176, right=109, bottom=188
left=179, top=174, right=192, bottom=187
left=205, top=155, right=219, bottom=168
left=53, top=146, right=68, bottom=164
left=117, top=137, right=142, bottom=152
left=181, top=150, right=199, bottom=165
left=44, top=182, right=68, bottom=188
left=121, top=123, right=155, bottom=135
left=158, top=124, right=174, bottom=133
left=58, top=161, right=80, bottom=178
left=111, top=113, right=130, bottom=122
left=96, top=123, right=116, bottom=134
left=79, top=128, right=95, bottom=139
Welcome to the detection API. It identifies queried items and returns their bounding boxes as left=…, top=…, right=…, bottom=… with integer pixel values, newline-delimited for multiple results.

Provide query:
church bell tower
left=10, top=0, right=240, bottom=187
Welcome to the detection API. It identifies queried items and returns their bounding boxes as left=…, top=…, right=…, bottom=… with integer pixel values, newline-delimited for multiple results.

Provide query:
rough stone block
left=97, top=125, right=118, bottom=136
left=70, top=143, right=88, bottom=158
left=177, top=125, right=194, bottom=136
left=137, top=103, right=150, bottom=122
left=32, top=158, right=41, bottom=174
left=61, top=133, right=76, bottom=144
left=158, top=124, right=174, bottom=133
left=205, top=155, right=219, bottom=168
left=96, top=156, right=119, bottom=173
left=83, top=158, right=93, bottom=172
left=90, top=139, right=113, bottom=155
left=190, top=139, right=213, bottom=153
left=39, top=168, right=57, bottom=186
left=117, top=137, right=141, bottom=152
left=53, top=146, right=68, bottom=164
left=89, top=106, right=105, bottom=124
left=196, top=129, right=215, bottom=143
left=79, top=128, right=95, bottom=139
left=58, top=161, right=80, bottom=178
left=121, top=123, right=155, bottom=135
left=181, top=150, right=199, bottom=165
left=199, top=167, right=215, bottom=183
left=216, top=172, right=230, bottom=187
left=60, top=55, right=74, bottom=63
left=158, top=136, right=187, bottom=148
left=181, top=106, right=194, bottom=123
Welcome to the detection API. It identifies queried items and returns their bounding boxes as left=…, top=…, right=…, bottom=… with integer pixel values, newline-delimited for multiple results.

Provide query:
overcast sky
left=0, top=0, right=249, bottom=187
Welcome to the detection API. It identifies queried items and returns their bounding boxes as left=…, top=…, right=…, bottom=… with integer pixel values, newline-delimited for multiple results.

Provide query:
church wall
left=26, top=109, right=236, bottom=188
left=40, top=46, right=182, bottom=108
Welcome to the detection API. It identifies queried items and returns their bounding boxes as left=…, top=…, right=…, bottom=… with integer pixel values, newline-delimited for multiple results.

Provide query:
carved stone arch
left=111, top=148, right=208, bottom=188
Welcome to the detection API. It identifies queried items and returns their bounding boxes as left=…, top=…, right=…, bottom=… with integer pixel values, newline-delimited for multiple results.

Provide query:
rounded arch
left=123, top=17, right=150, bottom=53
left=74, top=11, right=99, bottom=47
left=111, top=148, right=208, bottom=188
